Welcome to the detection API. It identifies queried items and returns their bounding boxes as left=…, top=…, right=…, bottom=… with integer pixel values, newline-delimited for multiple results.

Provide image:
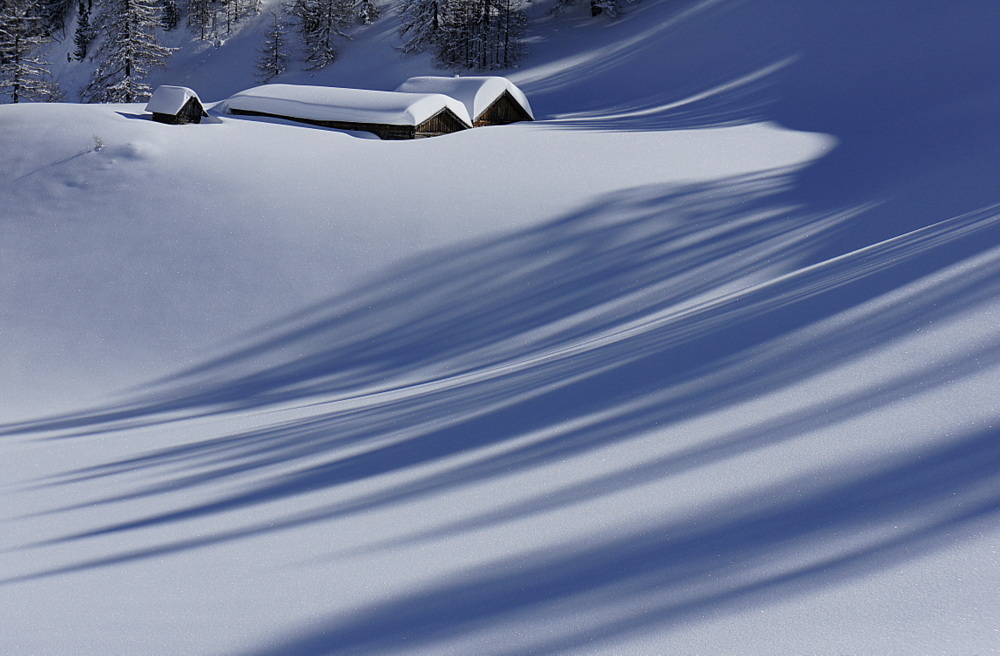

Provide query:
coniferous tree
left=38, top=0, right=75, bottom=34
left=160, top=0, right=181, bottom=30
left=286, top=0, right=353, bottom=69
left=355, top=0, right=379, bottom=25
left=433, top=0, right=475, bottom=68
left=491, top=0, right=525, bottom=67
left=397, top=0, right=439, bottom=54
left=433, top=0, right=524, bottom=70
left=187, top=0, right=215, bottom=39
left=221, top=0, right=260, bottom=35
left=589, top=0, right=627, bottom=17
left=553, top=0, right=631, bottom=18
left=74, top=0, right=96, bottom=59
left=399, top=0, right=524, bottom=70
left=240, top=0, right=263, bottom=22
left=0, top=0, right=61, bottom=102
left=83, top=0, right=173, bottom=102
left=256, top=10, right=288, bottom=82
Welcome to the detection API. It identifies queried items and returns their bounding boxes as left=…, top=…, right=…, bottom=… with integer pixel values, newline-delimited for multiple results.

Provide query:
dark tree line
left=398, top=0, right=525, bottom=70
left=76, top=0, right=262, bottom=102
left=280, top=0, right=379, bottom=70
left=3, top=0, right=638, bottom=104
left=187, top=0, right=260, bottom=41
left=0, top=0, right=61, bottom=101
left=554, top=0, right=632, bottom=17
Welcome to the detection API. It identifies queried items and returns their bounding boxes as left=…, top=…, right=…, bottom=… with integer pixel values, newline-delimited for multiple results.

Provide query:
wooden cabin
left=395, top=76, right=534, bottom=127
left=220, top=84, right=472, bottom=139
left=145, top=86, right=208, bottom=125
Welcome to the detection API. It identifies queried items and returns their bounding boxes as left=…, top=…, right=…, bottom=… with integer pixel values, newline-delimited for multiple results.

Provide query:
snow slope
left=3, top=1, right=1000, bottom=654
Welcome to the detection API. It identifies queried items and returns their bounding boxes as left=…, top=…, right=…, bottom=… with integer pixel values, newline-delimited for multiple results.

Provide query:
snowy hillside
left=3, top=1, right=1000, bottom=654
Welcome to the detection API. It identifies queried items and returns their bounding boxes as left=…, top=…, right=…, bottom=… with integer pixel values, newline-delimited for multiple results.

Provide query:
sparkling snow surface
left=2, top=1, right=1000, bottom=655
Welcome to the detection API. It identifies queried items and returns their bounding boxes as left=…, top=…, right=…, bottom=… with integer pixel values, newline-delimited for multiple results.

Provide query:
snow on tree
left=256, top=10, right=289, bottom=82
left=222, top=0, right=262, bottom=36
left=83, top=0, right=173, bottom=102
left=186, top=0, right=215, bottom=40
left=74, top=0, right=96, bottom=59
left=160, top=0, right=181, bottom=31
left=484, top=0, right=526, bottom=69
left=0, top=0, right=61, bottom=102
left=37, top=0, right=75, bottom=34
left=432, top=0, right=475, bottom=68
left=589, top=0, right=630, bottom=17
left=398, top=0, right=525, bottom=70
left=433, top=0, right=525, bottom=70
left=553, top=0, right=633, bottom=18
left=355, top=0, right=380, bottom=25
left=396, top=0, right=439, bottom=54
left=285, top=0, right=354, bottom=70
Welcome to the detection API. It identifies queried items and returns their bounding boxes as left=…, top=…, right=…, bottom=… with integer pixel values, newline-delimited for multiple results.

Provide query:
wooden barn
left=145, top=86, right=208, bottom=125
left=395, top=76, right=534, bottom=127
left=220, top=84, right=473, bottom=139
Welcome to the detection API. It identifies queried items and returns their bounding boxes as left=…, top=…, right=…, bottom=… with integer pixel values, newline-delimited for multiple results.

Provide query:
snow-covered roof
left=394, top=76, right=533, bottom=122
left=145, top=85, right=202, bottom=114
left=220, top=84, right=473, bottom=128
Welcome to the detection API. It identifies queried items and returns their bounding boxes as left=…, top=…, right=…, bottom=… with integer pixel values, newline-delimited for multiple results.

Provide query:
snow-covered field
left=3, top=1, right=1000, bottom=653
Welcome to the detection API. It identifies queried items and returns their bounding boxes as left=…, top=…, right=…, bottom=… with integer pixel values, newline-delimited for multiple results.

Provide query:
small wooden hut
left=395, top=76, right=533, bottom=127
left=145, top=86, right=208, bottom=125
left=220, top=84, right=472, bottom=139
